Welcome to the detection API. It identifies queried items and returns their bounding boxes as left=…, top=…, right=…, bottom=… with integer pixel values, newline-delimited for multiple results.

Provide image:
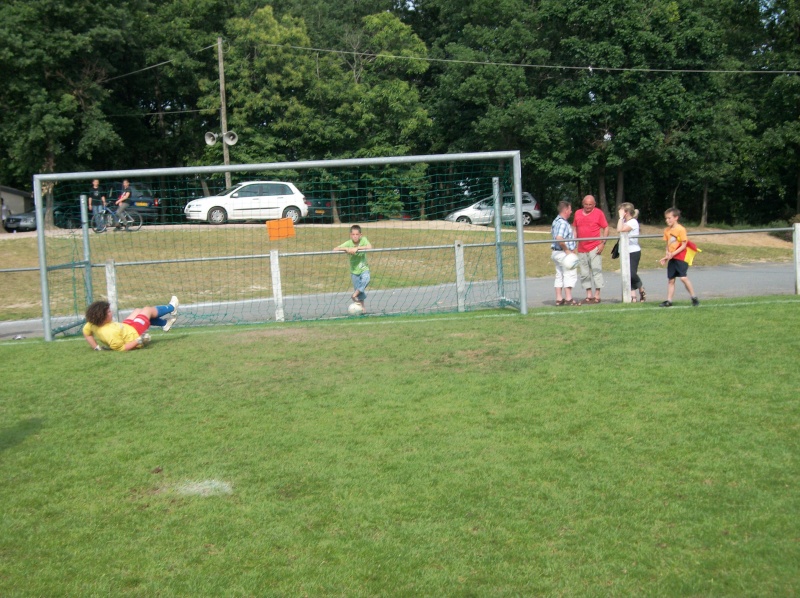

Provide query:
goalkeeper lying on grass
left=83, top=296, right=179, bottom=351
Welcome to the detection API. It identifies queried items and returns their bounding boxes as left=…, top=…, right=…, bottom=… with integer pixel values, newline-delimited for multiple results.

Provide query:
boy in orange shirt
left=658, top=208, right=699, bottom=307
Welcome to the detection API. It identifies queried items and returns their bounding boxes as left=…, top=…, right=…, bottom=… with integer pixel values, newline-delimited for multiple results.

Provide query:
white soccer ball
left=348, top=302, right=364, bottom=316
left=562, top=253, right=579, bottom=270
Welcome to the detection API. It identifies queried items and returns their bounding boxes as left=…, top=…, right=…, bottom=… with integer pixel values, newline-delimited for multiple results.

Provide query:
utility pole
left=218, top=36, right=231, bottom=189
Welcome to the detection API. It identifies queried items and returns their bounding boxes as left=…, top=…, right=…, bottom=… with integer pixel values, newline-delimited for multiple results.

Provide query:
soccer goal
left=33, top=152, right=528, bottom=341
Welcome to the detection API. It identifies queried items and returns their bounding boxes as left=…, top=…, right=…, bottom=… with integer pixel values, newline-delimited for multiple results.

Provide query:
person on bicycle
left=113, top=179, right=133, bottom=230
left=88, top=179, right=107, bottom=213
left=83, top=296, right=179, bottom=351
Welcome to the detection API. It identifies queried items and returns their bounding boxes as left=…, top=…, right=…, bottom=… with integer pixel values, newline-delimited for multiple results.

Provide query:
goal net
left=33, top=152, right=527, bottom=340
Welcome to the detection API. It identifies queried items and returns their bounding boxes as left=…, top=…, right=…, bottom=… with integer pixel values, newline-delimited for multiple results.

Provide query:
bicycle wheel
left=124, top=211, right=143, bottom=232
left=91, top=211, right=107, bottom=233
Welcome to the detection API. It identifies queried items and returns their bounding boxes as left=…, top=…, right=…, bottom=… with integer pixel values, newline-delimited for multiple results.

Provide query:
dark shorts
left=123, top=314, right=150, bottom=335
left=667, top=259, right=689, bottom=279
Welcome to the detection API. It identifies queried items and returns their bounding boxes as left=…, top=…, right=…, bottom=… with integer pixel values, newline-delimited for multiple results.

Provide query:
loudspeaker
left=222, top=131, right=238, bottom=146
left=204, top=132, right=218, bottom=146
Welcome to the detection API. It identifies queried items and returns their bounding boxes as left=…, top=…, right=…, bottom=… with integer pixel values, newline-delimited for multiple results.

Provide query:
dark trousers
left=630, top=250, right=642, bottom=290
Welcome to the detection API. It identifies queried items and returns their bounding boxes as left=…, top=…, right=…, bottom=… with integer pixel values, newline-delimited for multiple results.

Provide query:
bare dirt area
left=0, top=231, right=38, bottom=241
left=0, top=221, right=792, bottom=248
left=638, top=224, right=791, bottom=248
left=522, top=223, right=792, bottom=248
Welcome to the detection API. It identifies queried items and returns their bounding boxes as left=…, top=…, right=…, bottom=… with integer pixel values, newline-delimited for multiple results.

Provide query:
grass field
left=1, top=298, right=798, bottom=596
left=0, top=224, right=794, bottom=322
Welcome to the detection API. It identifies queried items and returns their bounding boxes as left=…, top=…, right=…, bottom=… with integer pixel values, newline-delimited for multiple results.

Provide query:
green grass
left=0, top=226, right=793, bottom=321
left=1, top=298, right=798, bottom=596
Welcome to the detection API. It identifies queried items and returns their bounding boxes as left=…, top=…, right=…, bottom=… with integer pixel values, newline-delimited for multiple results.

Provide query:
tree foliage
left=1, top=0, right=798, bottom=224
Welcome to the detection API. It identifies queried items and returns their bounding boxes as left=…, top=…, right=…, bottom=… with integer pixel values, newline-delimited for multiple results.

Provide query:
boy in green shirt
left=334, top=225, right=373, bottom=312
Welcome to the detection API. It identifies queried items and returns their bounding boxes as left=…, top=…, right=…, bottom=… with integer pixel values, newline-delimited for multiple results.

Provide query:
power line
left=99, top=38, right=799, bottom=86
left=264, top=42, right=800, bottom=76
left=100, top=44, right=218, bottom=83
left=108, top=109, right=208, bottom=118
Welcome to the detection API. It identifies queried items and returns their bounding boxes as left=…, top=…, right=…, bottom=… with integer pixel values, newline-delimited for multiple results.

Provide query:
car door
left=500, top=194, right=516, bottom=223
left=472, top=199, right=495, bottom=225
left=261, top=183, right=293, bottom=220
left=229, top=184, right=263, bottom=220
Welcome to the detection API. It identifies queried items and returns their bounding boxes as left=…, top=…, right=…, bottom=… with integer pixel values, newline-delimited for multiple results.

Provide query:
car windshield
left=133, top=184, right=153, bottom=195
left=215, top=184, right=243, bottom=196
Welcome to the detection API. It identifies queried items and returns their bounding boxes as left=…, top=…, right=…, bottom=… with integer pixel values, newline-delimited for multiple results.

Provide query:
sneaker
left=169, top=295, right=179, bottom=316
left=162, top=316, right=177, bottom=332
left=691, top=296, right=700, bottom=307
left=659, top=300, right=673, bottom=307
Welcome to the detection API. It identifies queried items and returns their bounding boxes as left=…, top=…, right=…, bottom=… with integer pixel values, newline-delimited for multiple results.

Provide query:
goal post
left=33, top=151, right=527, bottom=341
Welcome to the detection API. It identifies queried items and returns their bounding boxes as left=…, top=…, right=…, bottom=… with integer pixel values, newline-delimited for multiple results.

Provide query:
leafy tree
left=0, top=0, right=127, bottom=188
left=755, top=0, right=800, bottom=217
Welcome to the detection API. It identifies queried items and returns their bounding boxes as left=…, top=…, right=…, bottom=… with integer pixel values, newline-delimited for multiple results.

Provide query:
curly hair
left=85, top=301, right=110, bottom=326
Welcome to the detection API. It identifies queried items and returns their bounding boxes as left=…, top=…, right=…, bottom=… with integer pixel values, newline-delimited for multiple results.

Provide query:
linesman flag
left=684, top=240, right=701, bottom=266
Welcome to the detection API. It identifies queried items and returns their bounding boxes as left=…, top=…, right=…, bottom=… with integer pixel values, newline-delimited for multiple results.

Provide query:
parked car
left=108, top=182, right=162, bottom=223
left=4, top=210, right=36, bottom=232
left=304, top=197, right=333, bottom=222
left=443, top=192, right=541, bottom=226
left=53, top=182, right=162, bottom=229
left=184, top=181, right=308, bottom=224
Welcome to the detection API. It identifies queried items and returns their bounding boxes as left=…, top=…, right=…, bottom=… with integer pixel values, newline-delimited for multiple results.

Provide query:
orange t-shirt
left=664, top=223, right=688, bottom=261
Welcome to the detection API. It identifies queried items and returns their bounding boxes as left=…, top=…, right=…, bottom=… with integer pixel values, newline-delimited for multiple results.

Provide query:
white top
left=621, top=218, right=641, bottom=253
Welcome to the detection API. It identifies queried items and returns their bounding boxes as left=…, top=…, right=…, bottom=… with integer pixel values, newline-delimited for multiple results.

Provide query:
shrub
left=768, top=216, right=796, bottom=242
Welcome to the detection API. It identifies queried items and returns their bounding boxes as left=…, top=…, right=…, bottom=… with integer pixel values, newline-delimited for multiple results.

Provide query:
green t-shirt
left=338, top=237, right=371, bottom=275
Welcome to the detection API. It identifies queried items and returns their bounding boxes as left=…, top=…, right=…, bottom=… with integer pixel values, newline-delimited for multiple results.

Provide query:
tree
left=755, top=0, right=800, bottom=217
left=0, top=0, right=127, bottom=187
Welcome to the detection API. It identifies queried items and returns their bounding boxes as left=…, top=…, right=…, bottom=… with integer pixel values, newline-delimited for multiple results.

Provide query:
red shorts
left=123, top=314, right=150, bottom=335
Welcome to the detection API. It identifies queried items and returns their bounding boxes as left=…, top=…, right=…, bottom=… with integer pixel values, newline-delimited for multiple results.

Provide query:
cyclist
left=83, top=296, right=179, bottom=351
left=113, top=179, right=133, bottom=230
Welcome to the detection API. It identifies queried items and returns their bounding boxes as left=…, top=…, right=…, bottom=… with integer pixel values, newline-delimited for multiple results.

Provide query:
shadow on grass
left=0, top=418, right=44, bottom=453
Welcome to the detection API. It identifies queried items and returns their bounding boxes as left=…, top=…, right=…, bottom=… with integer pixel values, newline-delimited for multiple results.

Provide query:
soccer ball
left=562, top=253, right=579, bottom=270
left=348, top=303, right=364, bottom=316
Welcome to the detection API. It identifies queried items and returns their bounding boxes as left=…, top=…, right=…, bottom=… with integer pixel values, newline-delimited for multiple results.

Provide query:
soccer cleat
left=691, top=296, right=700, bottom=307
left=658, top=300, right=673, bottom=307
left=162, top=316, right=177, bottom=332
left=169, top=295, right=179, bottom=316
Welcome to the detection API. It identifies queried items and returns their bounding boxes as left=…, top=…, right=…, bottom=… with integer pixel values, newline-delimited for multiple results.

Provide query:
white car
left=444, top=192, right=541, bottom=226
left=184, top=181, right=308, bottom=224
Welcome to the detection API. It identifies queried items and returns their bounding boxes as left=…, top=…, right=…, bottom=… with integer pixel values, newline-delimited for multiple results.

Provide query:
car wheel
left=456, top=216, right=471, bottom=224
left=522, top=212, right=533, bottom=226
left=283, top=206, right=302, bottom=223
left=208, top=207, right=227, bottom=224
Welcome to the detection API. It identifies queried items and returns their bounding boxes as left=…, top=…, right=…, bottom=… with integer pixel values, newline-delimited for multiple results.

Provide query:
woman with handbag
left=617, top=203, right=646, bottom=302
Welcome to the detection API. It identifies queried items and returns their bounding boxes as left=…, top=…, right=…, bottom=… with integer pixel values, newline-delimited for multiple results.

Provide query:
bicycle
left=92, top=204, right=143, bottom=233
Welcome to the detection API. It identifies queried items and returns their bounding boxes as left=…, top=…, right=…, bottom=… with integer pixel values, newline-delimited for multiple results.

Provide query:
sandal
left=639, top=288, right=647, bottom=302
left=556, top=299, right=566, bottom=306
left=567, top=300, right=581, bottom=306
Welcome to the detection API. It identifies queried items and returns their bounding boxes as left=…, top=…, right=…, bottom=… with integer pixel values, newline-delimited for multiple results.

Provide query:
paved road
left=1, top=262, right=796, bottom=340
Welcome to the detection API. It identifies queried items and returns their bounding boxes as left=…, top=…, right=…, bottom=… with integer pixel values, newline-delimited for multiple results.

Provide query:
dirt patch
left=3, top=221, right=791, bottom=247
left=523, top=223, right=792, bottom=249
left=637, top=225, right=791, bottom=248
